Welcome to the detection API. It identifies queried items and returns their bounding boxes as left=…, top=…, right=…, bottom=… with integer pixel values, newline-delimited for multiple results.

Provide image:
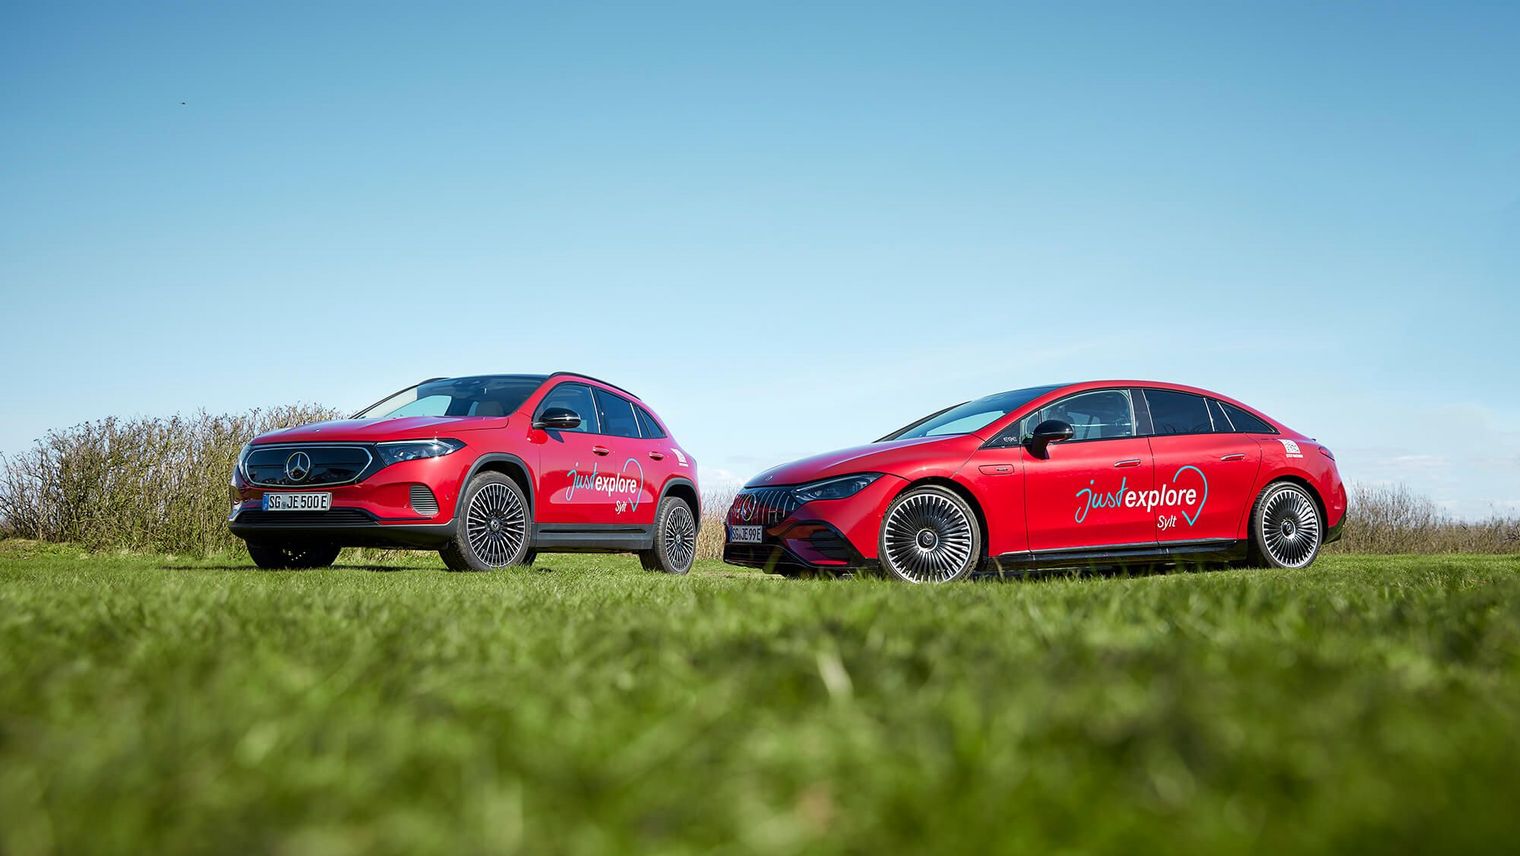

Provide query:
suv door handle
left=648, top=451, right=665, bottom=461
left=1220, top=453, right=1246, bottom=462
left=592, top=445, right=611, bottom=456
left=1113, top=459, right=1142, bottom=468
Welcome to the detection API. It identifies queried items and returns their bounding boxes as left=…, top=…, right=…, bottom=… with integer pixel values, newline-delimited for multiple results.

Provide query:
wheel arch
left=1252, top=473, right=1327, bottom=535
left=465, top=453, right=535, bottom=515
left=896, top=476, right=992, bottom=560
left=658, top=477, right=701, bottom=530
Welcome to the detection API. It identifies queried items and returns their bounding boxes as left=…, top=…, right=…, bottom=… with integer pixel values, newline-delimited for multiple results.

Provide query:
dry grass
left=0, top=406, right=339, bottom=555
left=1326, top=482, right=1520, bottom=554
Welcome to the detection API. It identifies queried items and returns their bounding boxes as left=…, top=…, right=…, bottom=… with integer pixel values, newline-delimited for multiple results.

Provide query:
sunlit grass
left=2, top=541, right=1518, bottom=854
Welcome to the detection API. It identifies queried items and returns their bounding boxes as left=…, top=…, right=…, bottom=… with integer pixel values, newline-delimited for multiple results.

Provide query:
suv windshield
left=355, top=374, right=548, bottom=419
left=881, top=384, right=1066, bottom=441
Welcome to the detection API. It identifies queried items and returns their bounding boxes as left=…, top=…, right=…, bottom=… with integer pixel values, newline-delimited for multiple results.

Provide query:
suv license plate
left=262, top=493, right=332, bottom=512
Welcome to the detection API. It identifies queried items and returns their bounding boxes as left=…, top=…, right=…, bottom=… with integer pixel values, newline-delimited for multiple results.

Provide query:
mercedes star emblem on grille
left=285, top=451, right=313, bottom=482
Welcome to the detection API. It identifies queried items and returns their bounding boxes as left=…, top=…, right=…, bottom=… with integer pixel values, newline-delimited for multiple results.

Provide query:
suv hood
left=747, top=435, right=967, bottom=487
left=252, top=415, right=507, bottom=444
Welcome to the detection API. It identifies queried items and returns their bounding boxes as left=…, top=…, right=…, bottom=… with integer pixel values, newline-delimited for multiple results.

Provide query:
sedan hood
left=253, top=415, right=507, bottom=444
left=747, top=435, right=969, bottom=487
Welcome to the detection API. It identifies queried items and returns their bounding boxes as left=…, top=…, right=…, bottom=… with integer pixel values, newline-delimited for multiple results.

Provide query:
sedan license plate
left=728, top=525, right=763, bottom=544
left=262, top=492, right=332, bottom=512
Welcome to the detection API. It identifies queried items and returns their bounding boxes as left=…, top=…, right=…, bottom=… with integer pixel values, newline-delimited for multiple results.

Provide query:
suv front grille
left=244, top=445, right=373, bottom=487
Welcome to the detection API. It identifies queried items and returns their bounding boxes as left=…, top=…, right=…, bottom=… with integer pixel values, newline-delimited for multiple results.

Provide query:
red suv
left=230, top=372, right=699, bottom=573
left=724, top=381, right=1345, bottom=582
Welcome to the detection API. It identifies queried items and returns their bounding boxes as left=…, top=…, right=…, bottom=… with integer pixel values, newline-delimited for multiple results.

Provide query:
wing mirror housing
left=1026, top=419, right=1074, bottom=458
left=533, top=407, right=582, bottom=431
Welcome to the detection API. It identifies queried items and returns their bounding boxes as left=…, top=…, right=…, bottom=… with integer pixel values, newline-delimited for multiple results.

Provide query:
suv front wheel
left=442, top=471, right=534, bottom=571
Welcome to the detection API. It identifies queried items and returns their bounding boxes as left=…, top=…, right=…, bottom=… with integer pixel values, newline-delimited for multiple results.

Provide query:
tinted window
left=885, top=384, right=1066, bottom=440
left=1219, top=400, right=1276, bottom=434
left=635, top=405, right=667, bottom=439
left=1145, top=390, right=1213, bottom=435
left=1021, top=389, right=1135, bottom=441
left=535, top=383, right=599, bottom=433
left=594, top=388, right=640, bottom=438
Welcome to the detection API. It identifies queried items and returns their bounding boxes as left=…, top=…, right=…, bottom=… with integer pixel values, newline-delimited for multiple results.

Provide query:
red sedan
left=724, top=381, right=1345, bottom=582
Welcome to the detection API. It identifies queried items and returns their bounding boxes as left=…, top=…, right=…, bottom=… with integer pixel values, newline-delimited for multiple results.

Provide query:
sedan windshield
left=354, top=374, right=548, bottom=419
left=881, top=384, right=1066, bottom=441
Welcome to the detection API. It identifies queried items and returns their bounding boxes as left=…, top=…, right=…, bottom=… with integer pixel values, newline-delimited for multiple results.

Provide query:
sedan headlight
left=791, top=473, right=881, bottom=503
left=376, top=438, right=466, bottom=466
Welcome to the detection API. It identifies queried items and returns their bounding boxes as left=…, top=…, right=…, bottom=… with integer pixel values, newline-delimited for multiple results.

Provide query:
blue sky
left=2, top=1, right=1517, bottom=517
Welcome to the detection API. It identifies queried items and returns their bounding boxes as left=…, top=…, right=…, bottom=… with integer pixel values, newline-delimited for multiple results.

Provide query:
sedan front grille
left=244, top=445, right=373, bottom=487
left=732, top=487, right=802, bottom=525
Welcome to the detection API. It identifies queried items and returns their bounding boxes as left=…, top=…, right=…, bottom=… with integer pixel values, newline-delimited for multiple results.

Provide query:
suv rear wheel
left=246, top=541, right=341, bottom=570
left=442, top=472, right=533, bottom=571
left=640, top=496, right=697, bottom=575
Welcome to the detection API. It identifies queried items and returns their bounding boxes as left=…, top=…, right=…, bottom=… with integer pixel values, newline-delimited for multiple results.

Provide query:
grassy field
left=2, top=542, right=1518, bottom=855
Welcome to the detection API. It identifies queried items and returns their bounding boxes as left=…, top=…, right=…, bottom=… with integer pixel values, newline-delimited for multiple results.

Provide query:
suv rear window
left=635, top=406, right=667, bottom=439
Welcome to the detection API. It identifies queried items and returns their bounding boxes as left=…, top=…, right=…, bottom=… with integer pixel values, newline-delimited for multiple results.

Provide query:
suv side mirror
left=533, top=407, right=582, bottom=431
left=1026, top=419, right=1074, bottom=458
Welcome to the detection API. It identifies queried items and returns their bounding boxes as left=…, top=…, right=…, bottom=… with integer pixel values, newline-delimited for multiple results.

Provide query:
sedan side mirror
left=533, top=407, right=582, bottom=431
left=1026, top=419, right=1074, bottom=458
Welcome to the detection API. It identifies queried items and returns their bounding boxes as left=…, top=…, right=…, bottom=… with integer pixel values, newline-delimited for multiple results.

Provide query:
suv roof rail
left=546, top=371, right=638, bottom=398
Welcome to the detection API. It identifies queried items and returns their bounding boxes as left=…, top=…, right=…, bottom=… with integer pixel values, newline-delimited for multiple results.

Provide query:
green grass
left=2, top=542, right=1519, bottom=855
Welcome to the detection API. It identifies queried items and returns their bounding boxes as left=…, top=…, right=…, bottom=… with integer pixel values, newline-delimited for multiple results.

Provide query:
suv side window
left=534, top=383, right=600, bottom=433
left=1020, top=389, right=1135, bottom=441
left=635, top=405, right=667, bottom=439
left=1218, top=400, right=1276, bottom=434
left=1144, top=389, right=1214, bottom=435
left=593, top=388, right=641, bottom=438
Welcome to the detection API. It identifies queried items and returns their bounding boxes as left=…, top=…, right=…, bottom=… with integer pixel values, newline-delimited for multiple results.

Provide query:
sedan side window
left=593, top=389, right=642, bottom=438
left=1144, top=389, right=1214, bottom=435
left=1021, top=389, right=1135, bottom=441
left=534, top=383, right=600, bottom=433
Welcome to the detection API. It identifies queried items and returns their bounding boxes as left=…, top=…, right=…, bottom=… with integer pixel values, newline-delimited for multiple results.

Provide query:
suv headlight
left=791, top=473, right=881, bottom=503
left=376, top=438, right=466, bottom=466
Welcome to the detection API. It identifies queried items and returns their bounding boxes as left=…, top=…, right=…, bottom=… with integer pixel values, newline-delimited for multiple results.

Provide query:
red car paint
left=724, top=380, right=1345, bottom=578
left=229, top=372, right=698, bottom=561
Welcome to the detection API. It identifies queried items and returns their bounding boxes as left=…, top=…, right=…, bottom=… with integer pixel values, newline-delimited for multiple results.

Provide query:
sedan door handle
left=1113, top=458, right=1142, bottom=468
left=1220, top=453, right=1246, bottom=462
left=648, top=451, right=665, bottom=461
left=592, top=445, right=611, bottom=456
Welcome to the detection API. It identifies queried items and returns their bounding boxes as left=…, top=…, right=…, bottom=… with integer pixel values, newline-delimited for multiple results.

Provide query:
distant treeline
left=0, top=409, right=1514, bottom=558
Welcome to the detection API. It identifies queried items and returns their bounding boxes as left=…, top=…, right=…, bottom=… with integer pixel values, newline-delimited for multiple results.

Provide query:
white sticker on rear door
left=1278, top=439, right=1303, bottom=458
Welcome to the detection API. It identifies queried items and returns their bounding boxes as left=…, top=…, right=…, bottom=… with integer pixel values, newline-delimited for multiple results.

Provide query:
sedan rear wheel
left=1250, top=481, right=1322, bottom=569
left=246, top=541, right=341, bottom=570
left=878, top=486, right=981, bottom=583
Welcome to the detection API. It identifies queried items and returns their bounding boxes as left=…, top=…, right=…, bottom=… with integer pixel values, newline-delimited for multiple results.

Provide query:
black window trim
left=983, top=387, right=1140, bottom=448
left=1132, top=388, right=1281, bottom=437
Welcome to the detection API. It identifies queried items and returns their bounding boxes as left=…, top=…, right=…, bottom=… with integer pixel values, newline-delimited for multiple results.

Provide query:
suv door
left=1139, top=388, right=1262, bottom=544
left=589, top=388, right=659, bottom=525
left=1018, top=389, right=1157, bottom=552
left=530, top=382, right=612, bottom=525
